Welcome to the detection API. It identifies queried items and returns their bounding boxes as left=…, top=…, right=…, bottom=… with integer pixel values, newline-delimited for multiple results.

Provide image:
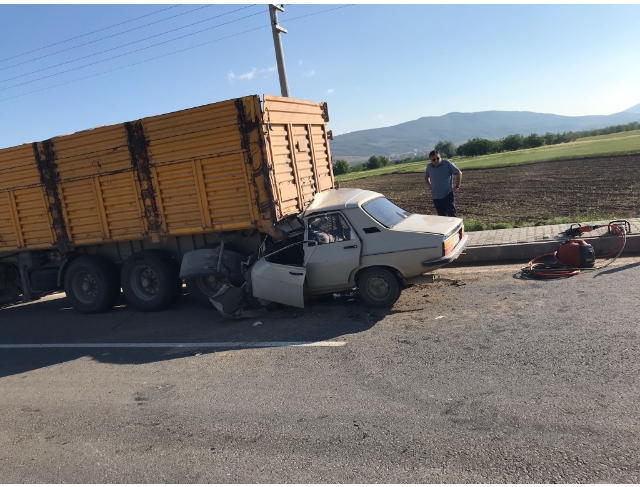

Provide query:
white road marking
left=0, top=341, right=347, bottom=349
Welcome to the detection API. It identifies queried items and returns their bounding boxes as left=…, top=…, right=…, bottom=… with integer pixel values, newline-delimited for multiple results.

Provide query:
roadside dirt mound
left=342, top=155, right=640, bottom=225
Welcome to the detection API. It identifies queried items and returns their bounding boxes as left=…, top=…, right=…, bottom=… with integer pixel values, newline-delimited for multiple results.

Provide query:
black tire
left=185, top=275, right=228, bottom=309
left=357, top=267, right=401, bottom=308
left=121, top=250, right=181, bottom=312
left=63, top=255, right=120, bottom=314
left=184, top=243, right=244, bottom=308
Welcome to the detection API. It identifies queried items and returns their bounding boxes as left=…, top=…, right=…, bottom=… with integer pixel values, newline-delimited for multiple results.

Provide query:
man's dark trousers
left=433, top=191, right=457, bottom=217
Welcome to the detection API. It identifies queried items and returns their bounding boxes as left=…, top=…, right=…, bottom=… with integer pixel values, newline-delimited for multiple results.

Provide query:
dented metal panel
left=0, top=94, right=334, bottom=255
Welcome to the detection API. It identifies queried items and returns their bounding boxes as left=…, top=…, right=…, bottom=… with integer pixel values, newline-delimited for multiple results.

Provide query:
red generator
left=556, top=239, right=595, bottom=268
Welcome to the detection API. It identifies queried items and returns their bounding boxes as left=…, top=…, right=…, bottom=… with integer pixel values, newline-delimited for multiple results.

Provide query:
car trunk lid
left=391, top=214, right=462, bottom=236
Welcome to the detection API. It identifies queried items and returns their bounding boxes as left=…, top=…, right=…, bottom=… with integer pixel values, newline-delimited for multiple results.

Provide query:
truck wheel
left=64, top=256, right=120, bottom=314
left=185, top=275, right=227, bottom=309
left=358, top=267, right=401, bottom=308
left=121, top=250, right=181, bottom=312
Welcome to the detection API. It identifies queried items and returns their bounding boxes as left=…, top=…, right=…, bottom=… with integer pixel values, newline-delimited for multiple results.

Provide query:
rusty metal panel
left=0, top=145, right=41, bottom=191
left=50, top=125, right=131, bottom=180
left=12, top=188, right=55, bottom=248
left=50, top=124, right=136, bottom=246
left=141, top=99, right=261, bottom=235
left=57, top=179, right=104, bottom=244
left=0, top=192, right=20, bottom=250
left=263, top=95, right=329, bottom=125
left=0, top=145, right=53, bottom=250
left=98, top=172, right=145, bottom=238
left=310, top=125, right=334, bottom=191
left=263, top=95, right=334, bottom=216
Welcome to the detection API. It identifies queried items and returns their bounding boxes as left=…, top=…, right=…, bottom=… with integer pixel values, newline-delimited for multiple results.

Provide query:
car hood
left=391, top=214, right=462, bottom=236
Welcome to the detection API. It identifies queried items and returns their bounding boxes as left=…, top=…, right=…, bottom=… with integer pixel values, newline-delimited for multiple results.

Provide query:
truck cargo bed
left=0, top=95, right=334, bottom=255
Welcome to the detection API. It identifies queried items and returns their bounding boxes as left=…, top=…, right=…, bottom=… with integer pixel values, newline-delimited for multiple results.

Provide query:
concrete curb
left=459, top=234, right=640, bottom=264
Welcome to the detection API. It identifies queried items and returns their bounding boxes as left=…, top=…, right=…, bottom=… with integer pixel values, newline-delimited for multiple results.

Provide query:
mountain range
left=331, top=103, right=640, bottom=159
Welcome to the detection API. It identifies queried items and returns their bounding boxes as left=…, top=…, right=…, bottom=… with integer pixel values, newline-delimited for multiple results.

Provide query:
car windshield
left=362, top=197, right=412, bottom=228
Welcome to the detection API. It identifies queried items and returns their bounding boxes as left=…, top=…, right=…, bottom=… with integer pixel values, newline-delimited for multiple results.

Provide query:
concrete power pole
left=269, top=4, right=290, bottom=97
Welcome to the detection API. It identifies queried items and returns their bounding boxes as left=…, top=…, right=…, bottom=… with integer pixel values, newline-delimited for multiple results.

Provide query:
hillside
left=335, top=129, right=640, bottom=182
left=331, top=106, right=640, bottom=158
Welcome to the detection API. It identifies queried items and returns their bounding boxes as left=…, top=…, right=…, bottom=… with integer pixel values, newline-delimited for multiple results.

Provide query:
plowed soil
left=342, top=155, right=640, bottom=225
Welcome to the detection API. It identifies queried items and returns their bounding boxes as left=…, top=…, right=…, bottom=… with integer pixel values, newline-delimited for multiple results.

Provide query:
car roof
left=302, top=188, right=382, bottom=216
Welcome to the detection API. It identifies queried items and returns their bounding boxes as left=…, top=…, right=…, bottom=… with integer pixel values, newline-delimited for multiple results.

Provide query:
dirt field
left=342, top=155, right=640, bottom=225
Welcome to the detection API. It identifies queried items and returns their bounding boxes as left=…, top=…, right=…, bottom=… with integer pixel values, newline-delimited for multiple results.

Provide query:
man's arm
left=454, top=170, right=462, bottom=189
left=425, top=175, right=432, bottom=192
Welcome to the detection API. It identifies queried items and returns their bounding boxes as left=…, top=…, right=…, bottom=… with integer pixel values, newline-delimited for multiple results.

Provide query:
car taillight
left=443, top=233, right=459, bottom=256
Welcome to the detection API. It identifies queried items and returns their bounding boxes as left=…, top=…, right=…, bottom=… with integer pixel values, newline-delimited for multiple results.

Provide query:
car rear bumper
left=419, top=234, right=469, bottom=272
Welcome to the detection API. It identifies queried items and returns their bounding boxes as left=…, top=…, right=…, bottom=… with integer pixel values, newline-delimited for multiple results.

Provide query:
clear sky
left=1, top=3, right=639, bottom=149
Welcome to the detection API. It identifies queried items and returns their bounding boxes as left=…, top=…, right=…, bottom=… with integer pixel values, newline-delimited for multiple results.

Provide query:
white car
left=249, top=188, right=468, bottom=308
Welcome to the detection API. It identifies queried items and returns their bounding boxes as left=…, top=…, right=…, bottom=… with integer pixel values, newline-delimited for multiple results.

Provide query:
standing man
left=425, top=149, right=462, bottom=217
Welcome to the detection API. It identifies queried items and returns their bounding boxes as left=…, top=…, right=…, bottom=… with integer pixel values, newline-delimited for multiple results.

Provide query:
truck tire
left=121, top=250, right=181, bottom=312
left=184, top=242, right=244, bottom=308
left=185, top=275, right=228, bottom=309
left=357, top=267, right=401, bottom=308
left=63, top=256, right=120, bottom=314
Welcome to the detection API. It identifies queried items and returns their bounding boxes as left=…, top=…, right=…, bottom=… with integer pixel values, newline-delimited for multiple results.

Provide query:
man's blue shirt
left=425, top=159, right=460, bottom=200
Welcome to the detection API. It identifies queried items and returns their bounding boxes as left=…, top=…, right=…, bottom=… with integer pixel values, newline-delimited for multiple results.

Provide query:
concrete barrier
left=458, top=234, right=640, bottom=264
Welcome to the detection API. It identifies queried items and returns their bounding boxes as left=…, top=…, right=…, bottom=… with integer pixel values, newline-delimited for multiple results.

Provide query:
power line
left=0, top=5, right=181, bottom=64
left=0, top=5, right=256, bottom=77
left=0, top=9, right=265, bottom=91
left=0, top=25, right=271, bottom=103
left=0, top=5, right=354, bottom=103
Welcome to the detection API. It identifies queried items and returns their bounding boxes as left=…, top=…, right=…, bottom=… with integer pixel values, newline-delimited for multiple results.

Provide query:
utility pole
left=269, top=4, right=290, bottom=97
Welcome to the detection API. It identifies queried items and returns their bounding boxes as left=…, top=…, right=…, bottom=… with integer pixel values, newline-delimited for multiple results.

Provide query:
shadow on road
left=593, top=261, right=640, bottom=278
left=0, top=290, right=385, bottom=379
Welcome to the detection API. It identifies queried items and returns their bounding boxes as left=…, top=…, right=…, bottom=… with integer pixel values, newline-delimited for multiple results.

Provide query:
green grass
left=336, top=129, right=640, bottom=182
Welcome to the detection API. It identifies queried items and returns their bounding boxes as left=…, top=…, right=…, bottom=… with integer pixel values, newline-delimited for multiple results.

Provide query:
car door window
left=307, top=213, right=354, bottom=245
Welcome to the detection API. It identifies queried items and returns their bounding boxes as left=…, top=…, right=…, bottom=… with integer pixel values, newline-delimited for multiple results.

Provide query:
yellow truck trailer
left=0, top=94, right=334, bottom=313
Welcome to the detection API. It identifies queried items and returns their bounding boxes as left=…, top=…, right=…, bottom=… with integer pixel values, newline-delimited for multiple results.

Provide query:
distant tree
left=543, top=132, right=557, bottom=146
left=457, top=138, right=501, bottom=157
left=501, top=134, right=525, bottom=152
left=523, top=133, right=544, bottom=149
left=351, top=163, right=367, bottom=172
left=367, top=156, right=381, bottom=169
left=332, top=159, right=350, bottom=175
left=366, top=155, right=390, bottom=170
left=435, top=140, right=457, bottom=158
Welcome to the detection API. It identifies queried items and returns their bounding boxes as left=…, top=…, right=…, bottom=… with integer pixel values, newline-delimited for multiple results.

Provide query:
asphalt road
left=1, top=257, right=639, bottom=482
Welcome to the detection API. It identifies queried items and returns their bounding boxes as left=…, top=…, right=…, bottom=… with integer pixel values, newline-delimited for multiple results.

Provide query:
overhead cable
left=0, top=9, right=265, bottom=91
left=0, top=5, right=256, bottom=76
left=0, top=5, right=180, bottom=64
left=0, top=5, right=354, bottom=102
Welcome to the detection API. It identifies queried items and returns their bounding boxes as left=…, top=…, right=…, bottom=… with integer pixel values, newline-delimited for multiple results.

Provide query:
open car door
left=250, top=241, right=317, bottom=308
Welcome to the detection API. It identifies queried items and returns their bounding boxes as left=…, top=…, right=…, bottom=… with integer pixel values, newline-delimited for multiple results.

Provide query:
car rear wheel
left=64, top=255, right=120, bottom=314
left=358, top=267, right=401, bottom=308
